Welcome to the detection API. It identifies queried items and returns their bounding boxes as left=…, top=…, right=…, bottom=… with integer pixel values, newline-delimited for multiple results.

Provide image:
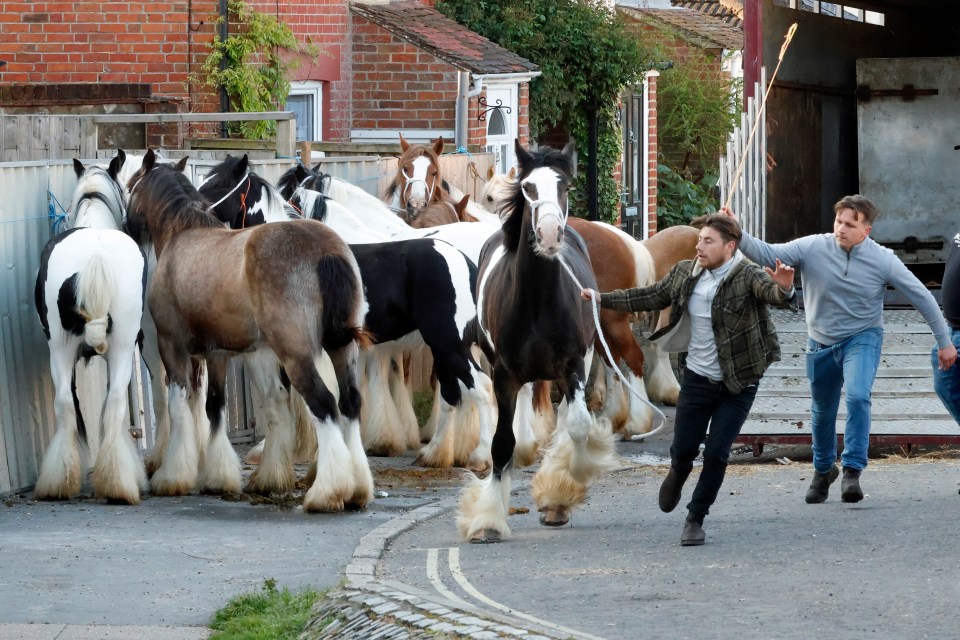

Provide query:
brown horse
left=384, top=133, right=447, bottom=214
left=404, top=193, right=470, bottom=229
left=125, top=150, right=374, bottom=512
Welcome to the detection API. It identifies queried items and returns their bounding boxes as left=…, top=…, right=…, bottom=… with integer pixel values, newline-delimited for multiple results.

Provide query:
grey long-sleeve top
left=738, top=230, right=951, bottom=349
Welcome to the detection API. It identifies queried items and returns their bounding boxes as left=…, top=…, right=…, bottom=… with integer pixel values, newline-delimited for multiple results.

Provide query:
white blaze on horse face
left=523, top=167, right=566, bottom=257
left=403, top=155, right=434, bottom=210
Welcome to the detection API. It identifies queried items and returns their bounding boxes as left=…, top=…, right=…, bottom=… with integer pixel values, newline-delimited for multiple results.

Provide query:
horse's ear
left=486, top=165, right=495, bottom=180
left=142, top=149, right=157, bottom=173
left=294, top=164, right=309, bottom=181
left=514, top=139, right=532, bottom=167
left=107, top=150, right=125, bottom=180
left=239, top=153, right=250, bottom=174
left=174, top=156, right=189, bottom=173
left=455, top=194, right=470, bottom=217
left=561, top=141, right=576, bottom=160
left=507, top=166, right=517, bottom=180
left=312, top=161, right=323, bottom=173
left=432, top=136, right=445, bottom=156
left=399, top=132, right=410, bottom=152
left=72, top=158, right=85, bottom=179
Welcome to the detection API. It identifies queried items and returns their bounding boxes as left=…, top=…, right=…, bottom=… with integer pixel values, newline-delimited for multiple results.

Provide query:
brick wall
left=351, top=16, right=459, bottom=133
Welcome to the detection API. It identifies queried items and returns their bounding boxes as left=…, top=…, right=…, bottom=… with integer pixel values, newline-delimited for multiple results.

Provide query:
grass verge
left=209, top=578, right=325, bottom=639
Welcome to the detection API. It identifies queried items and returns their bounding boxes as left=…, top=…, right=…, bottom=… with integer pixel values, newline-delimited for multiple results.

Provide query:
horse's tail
left=74, top=252, right=115, bottom=355
left=316, top=251, right=372, bottom=351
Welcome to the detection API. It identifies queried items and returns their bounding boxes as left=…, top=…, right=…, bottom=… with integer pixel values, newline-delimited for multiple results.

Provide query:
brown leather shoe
left=804, top=465, right=840, bottom=504
left=659, top=466, right=690, bottom=513
left=681, top=517, right=705, bottom=546
left=841, top=467, right=863, bottom=503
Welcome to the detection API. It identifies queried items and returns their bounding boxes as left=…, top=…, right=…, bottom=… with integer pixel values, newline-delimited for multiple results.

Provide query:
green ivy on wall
left=198, top=0, right=316, bottom=140
left=437, top=0, right=653, bottom=224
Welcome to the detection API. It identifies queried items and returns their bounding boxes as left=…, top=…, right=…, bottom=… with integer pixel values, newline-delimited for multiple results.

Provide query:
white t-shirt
left=686, top=253, right=742, bottom=382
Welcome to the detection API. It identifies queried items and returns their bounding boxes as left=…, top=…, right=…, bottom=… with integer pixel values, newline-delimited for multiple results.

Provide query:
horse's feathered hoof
left=539, top=506, right=570, bottom=527
left=469, top=528, right=502, bottom=544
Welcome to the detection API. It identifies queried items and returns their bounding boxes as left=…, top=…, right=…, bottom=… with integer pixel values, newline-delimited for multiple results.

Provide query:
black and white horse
left=203, top=158, right=496, bottom=473
left=33, top=154, right=147, bottom=503
left=457, top=141, right=618, bottom=543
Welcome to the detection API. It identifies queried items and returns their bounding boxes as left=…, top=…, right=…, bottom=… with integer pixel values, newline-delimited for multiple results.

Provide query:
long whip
left=723, top=22, right=798, bottom=211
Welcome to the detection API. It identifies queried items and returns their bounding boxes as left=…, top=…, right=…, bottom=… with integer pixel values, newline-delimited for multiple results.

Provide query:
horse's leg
left=92, top=335, right=147, bottom=504
left=244, top=349, right=297, bottom=494
left=642, top=340, right=681, bottom=406
left=328, top=340, right=374, bottom=509
left=511, top=383, right=540, bottom=468
left=188, top=358, right=211, bottom=464
left=601, top=317, right=654, bottom=436
left=415, top=356, right=461, bottom=469
left=35, top=338, right=86, bottom=499
left=532, top=350, right=617, bottom=527
left=457, top=363, right=518, bottom=543
left=461, top=364, right=496, bottom=472
left=362, top=347, right=407, bottom=456
left=149, top=340, right=199, bottom=496
left=139, top=309, right=170, bottom=476
left=197, top=353, right=242, bottom=494
left=391, top=351, right=421, bottom=450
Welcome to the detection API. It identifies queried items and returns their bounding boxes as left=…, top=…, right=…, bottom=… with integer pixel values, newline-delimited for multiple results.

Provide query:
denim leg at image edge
left=807, top=339, right=844, bottom=473
left=838, top=328, right=883, bottom=472
left=932, top=328, right=960, bottom=424
left=687, top=383, right=759, bottom=521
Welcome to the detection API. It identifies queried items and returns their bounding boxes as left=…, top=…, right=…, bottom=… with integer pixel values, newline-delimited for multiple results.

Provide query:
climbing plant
left=198, top=0, right=315, bottom=139
left=437, top=0, right=654, bottom=224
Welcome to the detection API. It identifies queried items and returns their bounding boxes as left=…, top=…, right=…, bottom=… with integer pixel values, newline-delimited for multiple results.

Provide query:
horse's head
left=404, top=193, right=469, bottom=229
left=506, top=139, right=575, bottom=258
left=200, top=154, right=299, bottom=228
left=69, top=151, right=127, bottom=230
left=389, top=133, right=444, bottom=214
left=125, top=150, right=203, bottom=254
left=478, top=166, right=517, bottom=218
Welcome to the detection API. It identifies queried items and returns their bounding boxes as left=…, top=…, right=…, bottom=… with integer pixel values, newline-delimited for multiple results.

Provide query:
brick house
left=0, top=0, right=537, bottom=165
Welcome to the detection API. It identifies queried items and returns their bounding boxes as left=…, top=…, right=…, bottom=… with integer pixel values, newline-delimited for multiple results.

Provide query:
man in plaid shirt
left=583, top=214, right=796, bottom=546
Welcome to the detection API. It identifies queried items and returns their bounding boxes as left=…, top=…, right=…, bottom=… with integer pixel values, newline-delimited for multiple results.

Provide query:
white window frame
left=482, top=82, right=519, bottom=174
left=287, top=81, right=323, bottom=142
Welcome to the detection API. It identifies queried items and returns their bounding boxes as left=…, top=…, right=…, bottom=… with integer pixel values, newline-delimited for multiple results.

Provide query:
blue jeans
left=806, top=328, right=883, bottom=473
left=932, top=328, right=960, bottom=424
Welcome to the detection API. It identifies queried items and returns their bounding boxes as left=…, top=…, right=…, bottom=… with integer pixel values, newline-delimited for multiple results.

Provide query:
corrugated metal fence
left=0, top=151, right=491, bottom=495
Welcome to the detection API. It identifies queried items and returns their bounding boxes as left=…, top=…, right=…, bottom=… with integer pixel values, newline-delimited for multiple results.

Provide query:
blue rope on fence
left=48, top=190, right=70, bottom=234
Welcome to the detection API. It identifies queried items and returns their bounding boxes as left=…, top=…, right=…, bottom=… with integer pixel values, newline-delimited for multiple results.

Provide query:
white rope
left=206, top=173, right=250, bottom=212
left=557, top=254, right=667, bottom=440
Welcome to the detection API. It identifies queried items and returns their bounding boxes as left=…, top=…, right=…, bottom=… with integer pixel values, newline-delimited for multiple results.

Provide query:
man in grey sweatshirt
left=723, top=195, right=957, bottom=503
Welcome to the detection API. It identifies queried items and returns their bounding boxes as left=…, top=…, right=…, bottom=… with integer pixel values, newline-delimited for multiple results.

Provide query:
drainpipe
left=455, top=71, right=482, bottom=150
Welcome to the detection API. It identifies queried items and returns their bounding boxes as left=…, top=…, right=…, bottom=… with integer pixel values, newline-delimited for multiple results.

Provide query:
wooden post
left=80, top=117, right=98, bottom=160
left=276, top=118, right=296, bottom=159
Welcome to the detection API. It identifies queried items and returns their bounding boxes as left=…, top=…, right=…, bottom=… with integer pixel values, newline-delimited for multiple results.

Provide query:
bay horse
left=404, top=194, right=470, bottom=229
left=277, top=163, right=498, bottom=470
left=458, top=141, right=618, bottom=543
left=33, top=154, right=147, bottom=503
left=126, top=150, right=373, bottom=512
left=384, top=134, right=448, bottom=215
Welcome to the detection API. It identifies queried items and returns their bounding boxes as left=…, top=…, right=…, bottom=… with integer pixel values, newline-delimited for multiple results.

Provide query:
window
left=285, top=82, right=323, bottom=142
left=775, top=0, right=883, bottom=24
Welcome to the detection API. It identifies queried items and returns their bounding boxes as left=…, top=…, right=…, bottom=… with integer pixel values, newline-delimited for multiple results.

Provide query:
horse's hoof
left=539, top=506, right=570, bottom=527
left=469, top=528, right=502, bottom=544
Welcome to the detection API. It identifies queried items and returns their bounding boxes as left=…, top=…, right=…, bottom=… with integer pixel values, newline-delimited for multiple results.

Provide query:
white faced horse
left=33, top=154, right=147, bottom=504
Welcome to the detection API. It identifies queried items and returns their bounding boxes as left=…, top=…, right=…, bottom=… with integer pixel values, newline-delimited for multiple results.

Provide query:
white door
left=483, top=85, right=518, bottom=174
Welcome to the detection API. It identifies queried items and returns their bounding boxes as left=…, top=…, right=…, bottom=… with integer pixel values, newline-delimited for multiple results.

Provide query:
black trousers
left=672, top=370, right=759, bottom=522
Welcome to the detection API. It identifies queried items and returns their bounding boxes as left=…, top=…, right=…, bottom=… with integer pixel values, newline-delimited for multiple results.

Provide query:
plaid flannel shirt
left=600, top=258, right=797, bottom=393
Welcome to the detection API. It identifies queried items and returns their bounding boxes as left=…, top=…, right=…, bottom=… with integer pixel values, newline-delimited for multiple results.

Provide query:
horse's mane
left=127, top=164, right=219, bottom=246
left=500, top=146, right=574, bottom=251
left=70, top=165, right=126, bottom=229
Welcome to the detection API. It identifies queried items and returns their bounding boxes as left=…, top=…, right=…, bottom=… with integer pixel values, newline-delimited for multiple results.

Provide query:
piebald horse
left=126, top=150, right=373, bottom=512
left=458, top=141, right=618, bottom=543
left=276, top=162, right=498, bottom=470
left=33, top=153, right=147, bottom=503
